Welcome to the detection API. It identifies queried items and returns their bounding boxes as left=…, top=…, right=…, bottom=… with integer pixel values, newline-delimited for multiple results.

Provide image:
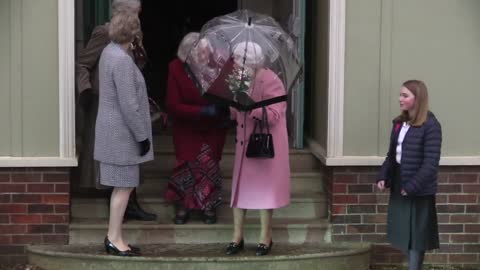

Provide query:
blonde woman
left=75, top=0, right=157, bottom=222
left=95, top=12, right=153, bottom=256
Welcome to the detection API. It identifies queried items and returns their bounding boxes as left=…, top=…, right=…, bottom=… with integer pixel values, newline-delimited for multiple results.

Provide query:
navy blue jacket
left=377, top=112, right=442, bottom=196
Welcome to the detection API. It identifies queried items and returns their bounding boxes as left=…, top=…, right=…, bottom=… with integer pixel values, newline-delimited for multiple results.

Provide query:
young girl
left=377, top=80, right=442, bottom=270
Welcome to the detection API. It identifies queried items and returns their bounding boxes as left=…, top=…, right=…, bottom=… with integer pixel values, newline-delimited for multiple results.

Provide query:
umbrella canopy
left=185, top=9, right=302, bottom=111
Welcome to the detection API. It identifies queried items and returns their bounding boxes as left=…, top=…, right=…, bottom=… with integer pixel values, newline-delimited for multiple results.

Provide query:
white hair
left=232, top=41, right=265, bottom=69
left=197, top=38, right=213, bottom=53
left=111, top=0, right=141, bottom=16
left=177, top=32, right=200, bottom=62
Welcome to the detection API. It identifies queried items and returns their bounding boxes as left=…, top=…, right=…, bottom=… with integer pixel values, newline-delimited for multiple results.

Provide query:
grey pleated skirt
left=98, top=162, right=140, bottom=188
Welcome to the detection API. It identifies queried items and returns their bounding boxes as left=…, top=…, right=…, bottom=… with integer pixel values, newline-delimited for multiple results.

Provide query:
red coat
left=166, top=58, right=227, bottom=161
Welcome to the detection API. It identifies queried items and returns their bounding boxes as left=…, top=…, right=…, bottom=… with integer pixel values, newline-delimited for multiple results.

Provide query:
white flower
left=225, top=66, right=252, bottom=96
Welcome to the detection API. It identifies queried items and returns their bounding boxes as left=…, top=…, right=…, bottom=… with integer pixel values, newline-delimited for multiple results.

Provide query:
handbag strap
left=251, top=107, right=270, bottom=135
left=252, top=116, right=260, bottom=134
left=261, top=107, right=270, bottom=134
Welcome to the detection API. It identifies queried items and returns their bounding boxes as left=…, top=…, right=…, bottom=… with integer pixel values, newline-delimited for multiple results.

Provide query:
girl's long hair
left=395, top=80, right=429, bottom=126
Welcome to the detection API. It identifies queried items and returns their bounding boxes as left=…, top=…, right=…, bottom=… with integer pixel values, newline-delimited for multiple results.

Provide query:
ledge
left=0, top=157, right=78, bottom=167
left=307, top=137, right=480, bottom=166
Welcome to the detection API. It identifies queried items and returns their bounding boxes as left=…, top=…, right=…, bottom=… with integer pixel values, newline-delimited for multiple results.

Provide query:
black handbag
left=246, top=107, right=274, bottom=159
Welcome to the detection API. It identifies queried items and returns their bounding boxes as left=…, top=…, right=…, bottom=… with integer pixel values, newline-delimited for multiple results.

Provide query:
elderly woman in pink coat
left=225, top=42, right=290, bottom=256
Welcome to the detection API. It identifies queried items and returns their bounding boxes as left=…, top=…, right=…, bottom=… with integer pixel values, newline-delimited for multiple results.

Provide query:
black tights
left=406, top=249, right=425, bottom=270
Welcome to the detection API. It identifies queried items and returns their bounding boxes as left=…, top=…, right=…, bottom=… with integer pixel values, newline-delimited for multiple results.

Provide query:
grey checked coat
left=94, top=42, right=154, bottom=165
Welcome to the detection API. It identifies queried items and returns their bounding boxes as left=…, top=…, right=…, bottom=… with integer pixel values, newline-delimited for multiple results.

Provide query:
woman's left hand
left=400, top=189, right=408, bottom=196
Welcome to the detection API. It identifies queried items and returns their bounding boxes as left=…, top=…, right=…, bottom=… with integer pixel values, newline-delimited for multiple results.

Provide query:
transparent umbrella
left=185, top=9, right=302, bottom=111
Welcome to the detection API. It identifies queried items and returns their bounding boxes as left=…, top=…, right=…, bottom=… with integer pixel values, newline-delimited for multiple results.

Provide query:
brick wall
left=0, top=168, right=70, bottom=265
left=326, top=165, right=480, bottom=268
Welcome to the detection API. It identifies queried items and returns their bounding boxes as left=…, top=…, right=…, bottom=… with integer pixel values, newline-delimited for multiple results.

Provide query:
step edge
left=72, top=194, right=327, bottom=204
left=152, top=148, right=313, bottom=154
left=28, top=242, right=372, bottom=262
left=141, top=172, right=325, bottom=178
left=70, top=220, right=330, bottom=230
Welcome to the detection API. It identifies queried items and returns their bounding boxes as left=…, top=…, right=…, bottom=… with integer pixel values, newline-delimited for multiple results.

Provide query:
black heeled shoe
left=225, top=239, right=244, bottom=255
left=128, top=244, right=140, bottom=253
left=104, top=236, right=140, bottom=256
left=255, top=240, right=273, bottom=256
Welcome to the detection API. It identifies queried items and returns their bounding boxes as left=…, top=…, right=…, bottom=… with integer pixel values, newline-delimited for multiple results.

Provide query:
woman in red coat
left=165, top=33, right=228, bottom=224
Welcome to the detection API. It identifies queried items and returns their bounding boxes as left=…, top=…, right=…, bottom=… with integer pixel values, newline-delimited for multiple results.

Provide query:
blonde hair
left=111, top=0, right=141, bottom=16
left=177, top=32, right=199, bottom=62
left=108, top=12, right=141, bottom=44
left=395, top=80, right=429, bottom=126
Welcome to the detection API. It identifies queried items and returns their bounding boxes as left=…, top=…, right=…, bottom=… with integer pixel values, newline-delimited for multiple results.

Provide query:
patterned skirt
left=164, top=144, right=222, bottom=210
left=98, top=162, right=139, bottom=188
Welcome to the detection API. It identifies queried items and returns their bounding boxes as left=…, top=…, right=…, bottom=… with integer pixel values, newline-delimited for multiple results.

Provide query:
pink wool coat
left=230, top=69, right=291, bottom=209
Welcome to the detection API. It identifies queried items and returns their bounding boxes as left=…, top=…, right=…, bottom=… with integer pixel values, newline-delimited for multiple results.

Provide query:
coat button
left=240, top=141, right=243, bottom=145
left=241, top=124, right=244, bottom=128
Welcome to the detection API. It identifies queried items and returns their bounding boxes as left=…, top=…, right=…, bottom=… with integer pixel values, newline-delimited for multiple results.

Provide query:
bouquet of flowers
left=225, top=67, right=252, bottom=98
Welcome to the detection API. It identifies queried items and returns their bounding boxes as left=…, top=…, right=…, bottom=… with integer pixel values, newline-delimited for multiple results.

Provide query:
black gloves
left=235, top=92, right=254, bottom=106
left=200, top=105, right=217, bottom=117
left=200, top=105, right=230, bottom=117
left=139, top=139, right=150, bottom=156
left=216, top=104, right=230, bottom=116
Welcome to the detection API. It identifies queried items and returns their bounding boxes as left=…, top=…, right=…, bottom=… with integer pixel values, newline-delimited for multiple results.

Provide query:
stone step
left=148, top=133, right=319, bottom=173
left=137, top=172, right=325, bottom=195
left=143, top=148, right=320, bottom=173
left=71, top=193, right=327, bottom=220
left=28, top=242, right=372, bottom=270
left=69, top=218, right=331, bottom=245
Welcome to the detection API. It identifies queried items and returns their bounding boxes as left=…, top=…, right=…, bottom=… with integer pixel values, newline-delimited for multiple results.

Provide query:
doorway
left=76, top=0, right=308, bottom=147
left=139, top=0, right=238, bottom=108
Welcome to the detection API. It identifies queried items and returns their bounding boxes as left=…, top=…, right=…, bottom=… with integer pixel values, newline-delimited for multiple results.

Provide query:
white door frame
left=327, top=0, right=345, bottom=159
left=0, top=0, right=76, bottom=167
left=59, top=0, right=76, bottom=162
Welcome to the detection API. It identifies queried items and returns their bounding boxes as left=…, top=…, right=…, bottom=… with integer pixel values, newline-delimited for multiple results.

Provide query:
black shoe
left=174, top=210, right=190, bottom=225
left=124, top=202, right=157, bottom=221
left=124, top=188, right=157, bottom=221
left=104, top=236, right=140, bottom=256
left=225, top=239, right=244, bottom=255
left=203, top=210, right=217, bottom=224
left=255, top=240, right=273, bottom=256
left=128, top=244, right=140, bottom=253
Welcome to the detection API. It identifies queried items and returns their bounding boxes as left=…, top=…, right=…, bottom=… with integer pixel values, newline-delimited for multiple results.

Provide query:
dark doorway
left=139, top=0, right=238, bottom=108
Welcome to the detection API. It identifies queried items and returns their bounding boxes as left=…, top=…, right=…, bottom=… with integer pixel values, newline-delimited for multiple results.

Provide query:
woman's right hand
left=200, top=105, right=217, bottom=117
left=377, top=180, right=386, bottom=191
left=200, top=105, right=230, bottom=117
